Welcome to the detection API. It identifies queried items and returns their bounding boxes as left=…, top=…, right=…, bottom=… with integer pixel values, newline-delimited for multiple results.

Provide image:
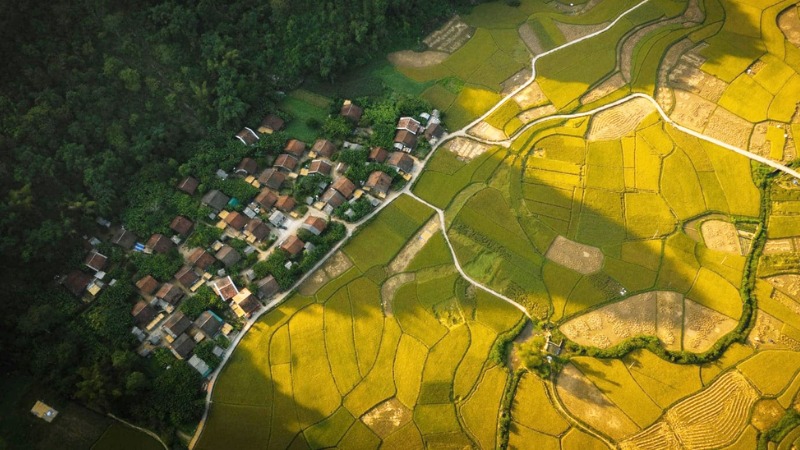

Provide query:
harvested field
left=621, top=371, right=759, bottom=450
left=703, top=107, right=754, bottom=150
left=469, top=121, right=507, bottom=141
left=669, top=90, right=716, bottom=132
left=381, top=273, right=414, bottom=317
left=545, top=235, right=604, bottom=274
left=324, top=251, right=354, bottom=279
left=656, top=291, right=684, bottom=352
left=747, top=310, right=800, bottom=351
left=513, top=81, right=549, bottom=109
left=554, top=20, right=609, bottom=42
left=683, top=298, right=738, bottom=353
left=587, top=97, right=654, bottom=141
left=560, top=292, right=657, bottom=349
left=388, top=51, right=449, bottom=68
left=762, top=238, right=800, bottom=254
left=556, top=363, right=640, bottom=441
left=581, top=72, right=626, bottom=105
left=423, top=16, right=474, bottom=53
left=769, top=274, right=800, bottom=299
left=778, top=6, right=800, bottom=48
left=750, top=399, right=784, bottom=431
left=518, top=105, right=558, bottom=124
left=361, top=398, right=412, bottom=438
left=388, top=216, right=441, bottom=275
left=668, top=54, right=728, bottom=103
left=444, top=137, right=491, bottom=161
left=654, top=39, right=695, bottom=113
left=700, top=219, right=741, bottom=254
left=501, top=68, right=532, bottom=95
left=518, top=23, right=545, bottom=55
left=298, top=266, right=330, bottom=296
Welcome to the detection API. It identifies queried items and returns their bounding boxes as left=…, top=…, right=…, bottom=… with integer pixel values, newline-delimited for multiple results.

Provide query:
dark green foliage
left=130, top=249, right=184, bottom=282
left=293, top=173, right=331, bottom=200
left=322, top=116, right=353, bottom=140
left=211, top=178, right=259, bottom=202
left=186, top=224, right=222, bottom=249
left=489, top=317, right=528, bottom=365
left=83, top=284, right=136, bottom=348
left=758, top=410, right=800, bottom=450
left=194, top=340, right=221, bottom=370
left=147, top=361, right=204, bottom=427
left=122, top=181, right=210, bottom=237
left=335, top=198, right=375, bottom=222
left=179, top=286, right=225, bottom=320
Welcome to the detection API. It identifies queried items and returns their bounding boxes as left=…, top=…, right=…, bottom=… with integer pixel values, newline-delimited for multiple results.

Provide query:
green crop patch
left=686, top=268, right=742, bottom=319
left=303, top=407, right=355, bottom=449
left=511, top=373, right=570, bottom=436
left=461, top=366, right=506, bottom=449
left=418, top=326, right=470, bottom=404
left=393, top=282, right=448, bottom=348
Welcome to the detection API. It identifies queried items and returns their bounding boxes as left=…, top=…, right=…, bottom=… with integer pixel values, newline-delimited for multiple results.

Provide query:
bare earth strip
left=545, top=236, right=604, bottom=274
left=362, top=398, right=413, bottom=438
left=656, top=291, right=684, bottom=352
left=445, top=137, right=491, bottom=161
left=381, top=273, right=415, bottom=317
left=587, top=97, right=655, bottom=141
left=388, top=216, right=441, bottom=275
left=423, top=16, right=473, bottom=53
left=700, top=220, right=741, bottom=255
left=778, top=5, right=800, bottom=48
left=387, top=50, right=449, bottom=68
left=554, top=21, right=610, bottom=42
left=518, top=23, right=545, bottom=56
left=513, top=81, right=549, bottom=109
left=518, top=105, right=558, bottom=124
left=469, top=122, right=508, bottom=141
left=581, top=72, right=627, bottom=105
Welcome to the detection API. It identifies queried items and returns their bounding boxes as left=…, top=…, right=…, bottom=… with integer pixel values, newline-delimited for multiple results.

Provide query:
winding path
left=190, top=0, right=800, bottom=447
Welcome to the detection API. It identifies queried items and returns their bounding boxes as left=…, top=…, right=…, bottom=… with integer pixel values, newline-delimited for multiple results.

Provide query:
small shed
left=235, top=127, right=259, bottom=145
left=340, top=99, right=363, bottom=123
left=311, top=139, right=336, bottom=158
left=258, top=114, right=285, bottom=134
left=177, top=176, right=199, bottom=195
left=30, top=401, right=58, bottom=423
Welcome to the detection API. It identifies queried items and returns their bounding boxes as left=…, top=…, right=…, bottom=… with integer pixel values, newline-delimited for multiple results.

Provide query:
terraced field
left=195, top=0, right=800, bottom=448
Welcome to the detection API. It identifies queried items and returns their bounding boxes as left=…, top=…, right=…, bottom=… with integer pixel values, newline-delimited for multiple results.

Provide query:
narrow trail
left=191, top=0, right=800, bottom=446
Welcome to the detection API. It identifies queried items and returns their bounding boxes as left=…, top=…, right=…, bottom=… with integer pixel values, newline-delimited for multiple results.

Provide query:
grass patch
left=92, top=424, right=163, bottom=450
left=406, top=232, right=453, bottom=272
left=280, top=93, right=330, bottom=143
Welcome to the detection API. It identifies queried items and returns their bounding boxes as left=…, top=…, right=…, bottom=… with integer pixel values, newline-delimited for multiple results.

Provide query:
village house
left=397, top=116, right=422, bottom=134
left=368, top=147, right=388, bottom=163
left=177, top=176, right=199, bottom=195
left=311, top=139, right=336, bottom=158
left=280, top=235, right=304, bottom=257
left=162, top=311, right=192, bottom=339
left=187, top=248, right=216, bottom=271
left=215, top=245, right=241, bottom=267
left=301, top=216, right=327, bottom=236
left=275, top=195, right=296, bottom=213
left=84, top=250, right=108, bottom=272
left=201, top=190, right=230, bottom=211
left=64, top=270, right=92, bottom=297
left=388, top=151, right=414, bottom=175
left=364, top=171, right=393, bottom=198
left=212, top=276, right=238, bottom=301
left=136, top=275, right=159, bottom=295
left=424, top=122, right=445, bottom=143
left=156, top=282, right=184, bottom=305
left=170, top=216, right=194, bottom=236
left=111, top=228, right=137, bottom=249
left=146, top=233, right=173, bottom=254
left=340, top=99, right=363, bottom=123
left=188, top=354, right=212, bottom=377
left=320, top=189, right=346, bottom=213
left=269, top=210, right=287, bottom=227
left=170, top=333, right=196, bottom=360
left=284, top=139, right=306, bottom=158
left=254, top=189, right=278, bottom=210
left=231, top=288, right=260, bottom=318
left=307, top=159, right=332, bottom=176
left=244, top=218, right=270, bottom=242
left=235, top=127, right=259, bottom=145
left=257, top=114, right=285, bottom=134
left=256, top=275, right=280, bottom=299
left=193, top=310, right=223, bottom=338
left=174, top=266, right=200, bottom=288
left=235, top=157, right=258, bottom=175
left=330, top=177, right=356, bottom=199
left=223, top=211, right=247, bottom=231
left=393, top=129, right=417, bottom=152
left=257, top=168, right=285, bottom=190
left=274, top=154, right=298, bottom=172
left=131, top=300, right=156, bottom=326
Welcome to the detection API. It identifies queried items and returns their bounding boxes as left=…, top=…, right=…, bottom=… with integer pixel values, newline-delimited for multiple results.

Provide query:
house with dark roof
left=331, top=177, right=356, bottom=198
left=163, top=311, right=191, bottom=338
left=258, top=114, right=285, bottom=134
left=223, top=211, right=247, bottom=230
left=156, top=282, right=184, bottom=305
left=308, top=159, right=332, bottom=176
left=170, top=333, right=196, bottom=360
left=275, top=195, right=296, bottom=213
left=301, top=216, right=327, bottom=236
left=393, top=129, right=417, bottom=152
left=170, top=216, right=194, bottom=236
left=215, top=245, right=241, bottom=267
left=244, top=218, right=270, bottom=242
left=84, top=250, right=108, bottom=272
left=187, top=248, right=216, bottom=271
left=201, top=190, right=230, bottom=211
left=111, top=229, right=137, bottom=249
left=256, top=276, right=280, bottom=299
left=397, top=117, right=422, bottom=134
left=311, top=139, right=336, bottom=158
left=254, top=189, right=278, bottom=210
left=193, top=310, right=223, bottom=338
left=424, top=122, right=445, bottom=143
left=321, top=188, right=346, bottom=210
left=136, top=275, right=159, bottom=295
left=341, top=100, right=363, bottom=123
left=364, top=171, right=393, bottom=198
left=284, top=139, right=306, bottom=158
left=177, top=176, right=199, bottom=195
left=258, top=168, right=285, bottom=190
left=212, top=276, right=238, bottom=301
left=235, top=127, right=259, bottom=145
left=369, top=147, right=388, bottom=163
left=146, top=234, right=173, bottom=254
left=235, top=157, right=258, bottom=175
left=64, top=270, right=92, bottom=297
left=174, top=266, right=200, bottom=288
left=231, top=288, right=260, bottom=318
left=388, top=152, right=414, bottom=174
left=280, top=235, right=304, bottom=257
left=274, top=154, right=298, bottom=172
left=131, top=300, right=156, bottom=326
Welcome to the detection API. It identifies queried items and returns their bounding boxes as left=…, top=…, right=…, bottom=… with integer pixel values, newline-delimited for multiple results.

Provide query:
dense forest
left=0, top=0, right=480, bottom=444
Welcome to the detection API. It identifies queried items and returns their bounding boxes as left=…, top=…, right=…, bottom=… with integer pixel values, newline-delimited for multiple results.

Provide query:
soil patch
left=469, top=121, right=507, bottom=141
left=581, top=72, right=626, bottom=105
left=751, top=399, right=785, bottom=431
left=779, top=6, right=800, bottom=48
left=423, top=16, right=474, bottom=53
left=769, top=274, right=800, bottom=300
left=388, top=216, right=441, bottom=275
left=683, top=298, right=738, bottom=353
left=656, top=291, right=684, bottom=352
left=361, top=397, right=413, bottom=438
left=554, top=20, right=609, bottom=42
left=669, top=90, right=716, bottom=132
left=561, top=292, right=658, bottom=349
left=324, top=251, right=354, bottom=279
left=763, top=238, right=800, bottom=254
left=748, top=310, right=800, bottom=351
left=668, top=54, right=728, bottom=103
left=501, top=68, right=532, bottom=95
left=518, top=105, right=558, bottom=125
left=387, top=50, right=449, bottom=68
left=587, top=97, right=655, bottom=141
left=298, top=268, right=330, bottom=296
left=700, top=219, right=741, bottom=254
left=513, top=81, right=549, bottom=109
left=445, top=137, right=491, bottom=161
left=545, top=236, right=604, bottom=274
left=518, top=23, right=544, bottom=55
left=655, top=39, right=695, bottom=113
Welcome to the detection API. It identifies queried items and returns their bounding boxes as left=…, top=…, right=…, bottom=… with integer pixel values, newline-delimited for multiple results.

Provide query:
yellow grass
left=343, top=321, right=402, bottom=417
left=700, top=343, right=754, bottom=386
left=394, top=334, right=428, bottom=409
left=561, top=427, right=610, bottom=449
left=511, top=373, right=570, bottom=436
left=461, top=366, right=507, bottom=449
left=453, top=322, right=497, bottom=398
left=686, top=267, right=742, bottom=319
left=624, top=349, right=702, bottom=409
left=738, top=350, right=800, bottom=396
left=324, top=289, right=362, bottom=395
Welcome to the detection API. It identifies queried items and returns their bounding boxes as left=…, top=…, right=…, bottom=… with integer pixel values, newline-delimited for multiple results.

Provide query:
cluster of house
left=393, top=110, right=445, bottom=152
